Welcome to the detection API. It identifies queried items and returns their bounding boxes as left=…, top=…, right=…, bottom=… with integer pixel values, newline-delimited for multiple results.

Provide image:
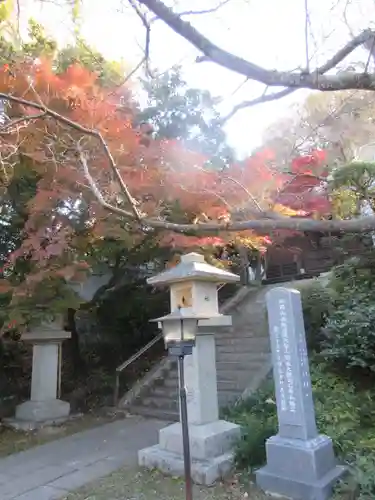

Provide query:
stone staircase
left=119, top=279, right=315, bottom=420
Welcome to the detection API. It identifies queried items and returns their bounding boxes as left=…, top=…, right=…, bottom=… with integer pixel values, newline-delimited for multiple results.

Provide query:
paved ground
left=0, top=416, right=167, bottom=500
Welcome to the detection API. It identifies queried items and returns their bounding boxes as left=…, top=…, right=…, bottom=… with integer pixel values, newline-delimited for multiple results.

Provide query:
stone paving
left=0, top=416, right=167, bottom=500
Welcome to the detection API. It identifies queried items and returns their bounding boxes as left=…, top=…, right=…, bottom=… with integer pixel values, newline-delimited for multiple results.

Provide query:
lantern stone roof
left=147, top=252, right=240, bottom=286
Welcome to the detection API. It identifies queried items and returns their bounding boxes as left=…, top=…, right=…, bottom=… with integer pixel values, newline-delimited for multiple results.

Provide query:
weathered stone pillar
left=14, top=321, right=71, bottom=428
left=184, top=329, right=219, bottom=425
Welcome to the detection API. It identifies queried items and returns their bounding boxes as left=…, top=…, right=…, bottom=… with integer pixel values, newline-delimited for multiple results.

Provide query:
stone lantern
left=138, top=252, right=242, bottom=485
left=12, top=319, right=71, bottom=430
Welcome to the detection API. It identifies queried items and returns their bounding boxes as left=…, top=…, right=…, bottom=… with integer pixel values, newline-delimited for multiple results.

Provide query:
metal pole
left=177, top=354, right=193, bottom=500
left=57, top=343, right=62, bottom=399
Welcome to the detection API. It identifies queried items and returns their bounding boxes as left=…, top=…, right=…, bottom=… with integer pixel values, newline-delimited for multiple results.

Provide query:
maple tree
left=0, top=54, right=335, bottom=320
left=0, top=11, right=352, bottom=332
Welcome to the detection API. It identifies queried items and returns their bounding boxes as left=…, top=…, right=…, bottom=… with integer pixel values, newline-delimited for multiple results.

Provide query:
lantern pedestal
left=138, top=326, right=241, bottom=485
left=138, top=420, right=240, bottom=486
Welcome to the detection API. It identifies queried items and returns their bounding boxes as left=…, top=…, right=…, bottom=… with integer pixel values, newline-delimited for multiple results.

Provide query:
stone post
left=255, top=287, right=346, bottom=500
left=13, top=321, right=71, bottom=429
left=183, top=329, right=219, bottom=425
left=138, top=252, right=241, bottom=485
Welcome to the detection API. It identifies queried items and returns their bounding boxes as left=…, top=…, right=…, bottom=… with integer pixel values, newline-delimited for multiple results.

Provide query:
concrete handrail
left=113, top=333, right=163, bottom=406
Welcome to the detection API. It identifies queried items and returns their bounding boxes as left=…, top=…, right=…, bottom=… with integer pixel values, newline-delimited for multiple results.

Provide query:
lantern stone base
left=138, top=420, right=240, bottom=485
left=10, top=399, right=70, bottom=430
left=255, top=435, right=347, bottom=500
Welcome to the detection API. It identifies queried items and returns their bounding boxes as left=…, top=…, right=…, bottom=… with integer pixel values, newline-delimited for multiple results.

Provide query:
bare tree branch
left=220, top=88, right=295, bottom=123
left=128, top=0, right=154, bottom=77
left=108, top=56, right=146, bottom=97
left=137, top=0, right=375, bottom=92
left=304, top=0, right=310, bottom=71
left=0, top=112, right=47, bottom=134
left=174, top=0, right=231, bottom=17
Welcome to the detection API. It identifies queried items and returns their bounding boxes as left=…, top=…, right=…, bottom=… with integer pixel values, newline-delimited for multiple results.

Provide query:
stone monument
left=11, top=319, right=71, bottom=430
left=256, top=287, right=346, bottom=500
left=138, top=252, right=241, bottom=485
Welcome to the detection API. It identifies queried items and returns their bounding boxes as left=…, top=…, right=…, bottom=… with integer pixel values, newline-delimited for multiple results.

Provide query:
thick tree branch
left=4, top=92, right=375, bottom=235
left=75, top=152, right=375, bottom=233
left=137, top=0, right=375, bottom=91
left=76, top=148, right=375, bottom=235
left=68, top=173, right=375, bottom=234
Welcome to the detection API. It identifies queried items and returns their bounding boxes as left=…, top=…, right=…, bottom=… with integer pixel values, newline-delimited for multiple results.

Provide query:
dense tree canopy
left=2, top=8, right=375, bottom=329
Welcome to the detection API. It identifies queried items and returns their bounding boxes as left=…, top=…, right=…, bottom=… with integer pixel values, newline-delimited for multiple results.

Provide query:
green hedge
left=224, top=364, right=375, bottom=498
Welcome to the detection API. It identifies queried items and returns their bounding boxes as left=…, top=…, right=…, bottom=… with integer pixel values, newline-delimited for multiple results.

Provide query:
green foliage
left=329, top=254, right=375, bottom=297
left=335, top=454, right=375, bottom=500
left=22, top=19, right=57, bottom=58
left=320, top=254, right=375, bottom=372
left=57, top=37, right=125, bottom=87
left=139, top=66, right=234, bottom=168
left=332, top=161, right=375, bottom=192
left=322, top=292, right=375, bottom=371
left=0, top=19, right=124, bottom=88
left=0, top=0, right=13, bottom=23
left=332, top=161, right=375, bottom=215
left=222, top=378, right=277, bottom=469
left=225, top=364, right=375, bottom=497
left=299, top=280, right=333, bottom=352
left=310, top=364, right=374, bottom=457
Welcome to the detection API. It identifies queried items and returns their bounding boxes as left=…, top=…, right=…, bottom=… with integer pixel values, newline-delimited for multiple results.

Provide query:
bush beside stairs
left=119, top=280, right=313, bottom=421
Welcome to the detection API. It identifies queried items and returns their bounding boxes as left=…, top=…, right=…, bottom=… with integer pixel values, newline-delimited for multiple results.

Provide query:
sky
left=14, top=0, right=374, bottom=158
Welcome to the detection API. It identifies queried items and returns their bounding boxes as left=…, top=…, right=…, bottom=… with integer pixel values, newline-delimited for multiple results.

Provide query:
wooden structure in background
left=263, top=232, right=366, bottom=284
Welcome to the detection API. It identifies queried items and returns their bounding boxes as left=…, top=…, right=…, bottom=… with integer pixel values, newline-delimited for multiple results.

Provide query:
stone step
left=216, top=346, right=269, bottom=357
left=217, top=374, right=254, bottom=387
left=216, top=337, right=270, bottom=350
left=152, top=387, right=178, bottom=399
left=216, top=352, right=270, bottom=364
left=216, top=330, right=267, bottom=340
left=163, top=377, right=179, bottom=389
left=142, top=396, right=179, bottom=411
left=128, top=405, right=179, bottom=422
left=217, top=380, right=250, bottom=391
left=218, top=366, right=263, bottom=378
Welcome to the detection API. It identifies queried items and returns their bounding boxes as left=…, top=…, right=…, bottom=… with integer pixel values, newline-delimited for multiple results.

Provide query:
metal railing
left=113, top=332, right=163, bottom=406
left=112, top=262, right=253, bottom=407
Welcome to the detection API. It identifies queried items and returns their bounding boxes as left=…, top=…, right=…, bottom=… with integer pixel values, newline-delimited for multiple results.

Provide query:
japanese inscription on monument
left=266, top=287, right=317, bottom=440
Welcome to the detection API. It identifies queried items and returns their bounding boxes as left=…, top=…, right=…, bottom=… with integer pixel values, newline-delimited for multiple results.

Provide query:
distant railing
left=113, top=261, right=252, bottom=407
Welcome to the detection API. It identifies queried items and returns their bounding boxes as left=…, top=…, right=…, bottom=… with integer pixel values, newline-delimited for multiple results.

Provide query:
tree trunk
left=66, top=308, right=86, bottom=376
left=255, top=252, right=263, bottom=282
left=238, top=245, right=250, bottom=285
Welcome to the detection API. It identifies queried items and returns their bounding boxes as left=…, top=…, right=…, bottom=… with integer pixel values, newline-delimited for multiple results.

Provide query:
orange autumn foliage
left=0, top=58, right=332, bottom=309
